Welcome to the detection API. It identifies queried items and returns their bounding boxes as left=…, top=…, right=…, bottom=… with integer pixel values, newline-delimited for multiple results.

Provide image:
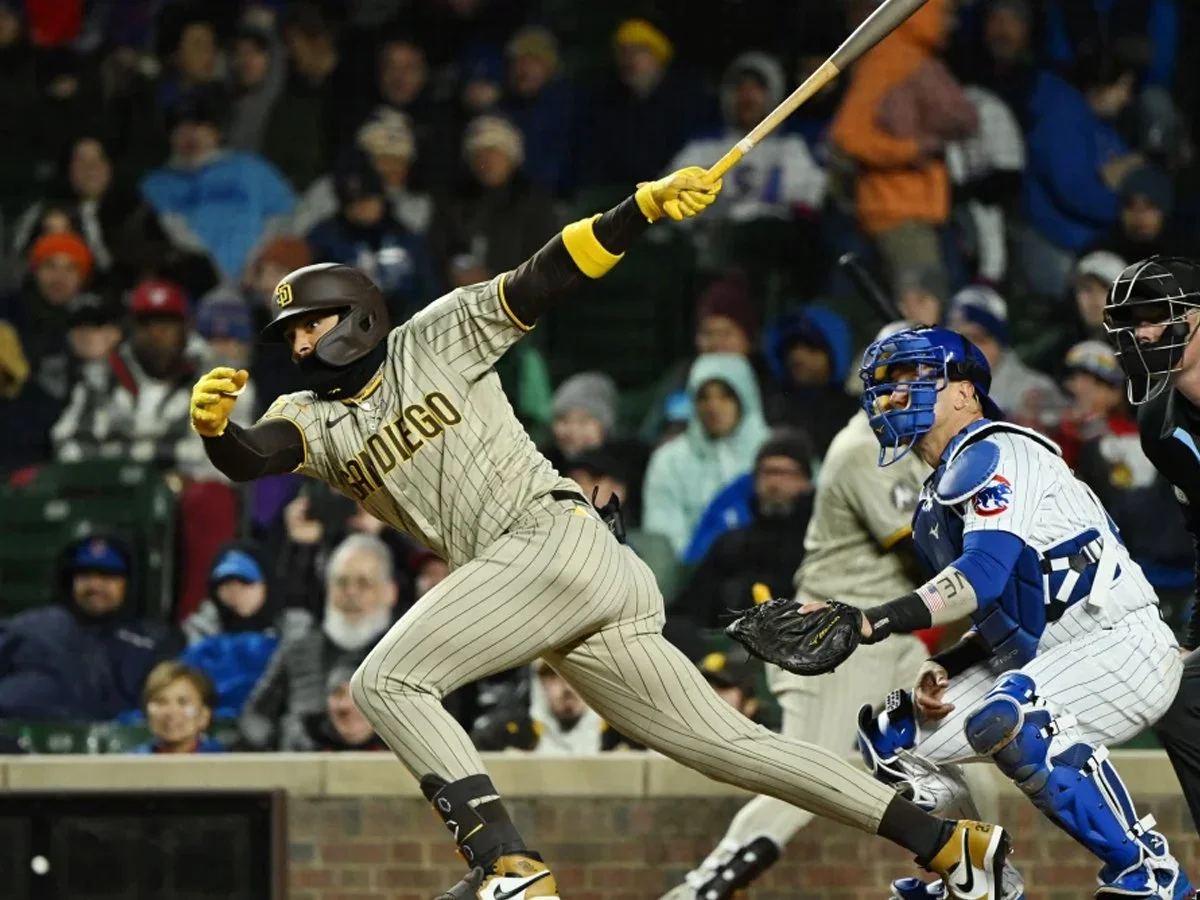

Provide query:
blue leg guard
left=964, top=673, right=1188, bottom=896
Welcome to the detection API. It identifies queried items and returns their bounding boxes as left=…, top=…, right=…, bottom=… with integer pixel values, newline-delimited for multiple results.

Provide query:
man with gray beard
left=238, top=532, right=397, bottom=750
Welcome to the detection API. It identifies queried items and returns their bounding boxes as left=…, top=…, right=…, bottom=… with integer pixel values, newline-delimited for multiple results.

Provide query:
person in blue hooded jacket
left=642, top=353, right=770, bottom=558
left=1016, top=44, right=1142, bottom=298
left=762, top=304, right=858, bottom=459
left=0, top=535, right=178, bottom=721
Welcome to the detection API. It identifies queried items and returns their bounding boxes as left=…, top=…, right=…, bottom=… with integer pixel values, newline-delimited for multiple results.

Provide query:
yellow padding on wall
left=562, top=215, right=624, bottom=279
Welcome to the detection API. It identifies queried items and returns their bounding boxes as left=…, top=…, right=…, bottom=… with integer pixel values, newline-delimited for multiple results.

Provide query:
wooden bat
left=705, top=0, right=930, bottom=180
left=838, top=252, right=901, bottom=323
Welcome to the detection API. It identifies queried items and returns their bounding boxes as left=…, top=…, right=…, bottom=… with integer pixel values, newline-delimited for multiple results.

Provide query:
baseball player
left=189, top=169, right=1011, bottom=900
left=1105, top=255, right=1200, bottom=835
left=662, top=321, right=998, bottom=900
left=733, top=326, right=1190, bottom=899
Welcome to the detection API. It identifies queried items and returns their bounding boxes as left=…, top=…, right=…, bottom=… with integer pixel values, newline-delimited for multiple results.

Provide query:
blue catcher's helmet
left=859, top=326, right=1003, bottom=465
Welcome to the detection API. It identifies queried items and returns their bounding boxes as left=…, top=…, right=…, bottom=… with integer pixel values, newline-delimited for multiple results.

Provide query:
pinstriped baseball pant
left=351, top=499, right=897, bottom=833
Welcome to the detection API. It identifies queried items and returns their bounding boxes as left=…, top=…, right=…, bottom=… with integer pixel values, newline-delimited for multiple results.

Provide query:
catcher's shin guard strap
left=562, top=214, right=624, bottom=278
left=421, top=774, right=526, bottom=868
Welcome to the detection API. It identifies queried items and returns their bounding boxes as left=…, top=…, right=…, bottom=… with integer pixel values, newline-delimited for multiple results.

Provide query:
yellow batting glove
left=751, top=583, right=773, bottom=605
left=191, top=367, right=249, bottom=438
left=635, top=165, right=723, bottom=223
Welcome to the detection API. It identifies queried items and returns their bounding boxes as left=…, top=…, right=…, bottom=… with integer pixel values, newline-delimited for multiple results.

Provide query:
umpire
left=1106, top=255, right=1200, bottom=831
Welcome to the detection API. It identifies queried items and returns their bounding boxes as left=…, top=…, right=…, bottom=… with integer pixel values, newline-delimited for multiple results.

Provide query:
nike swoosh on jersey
left=326, top=410, right=352, bottom=428
left=490, top=871, right=552, bottom=900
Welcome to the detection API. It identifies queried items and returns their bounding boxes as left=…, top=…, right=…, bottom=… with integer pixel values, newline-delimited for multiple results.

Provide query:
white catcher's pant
left=903, top=604, right=1183, bottom=815
left=717, top=633, right=1000, bottom=850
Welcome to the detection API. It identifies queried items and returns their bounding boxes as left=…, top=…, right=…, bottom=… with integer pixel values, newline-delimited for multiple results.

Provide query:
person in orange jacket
left=831, top=0, right=977, bottom=292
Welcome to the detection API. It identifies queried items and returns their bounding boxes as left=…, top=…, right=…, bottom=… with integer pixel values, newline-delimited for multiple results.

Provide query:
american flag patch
left=917, top=582, right=946, bottom=613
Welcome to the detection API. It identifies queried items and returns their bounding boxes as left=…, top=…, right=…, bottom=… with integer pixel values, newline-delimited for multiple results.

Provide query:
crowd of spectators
left=0, top=0, right=1197, bottom=755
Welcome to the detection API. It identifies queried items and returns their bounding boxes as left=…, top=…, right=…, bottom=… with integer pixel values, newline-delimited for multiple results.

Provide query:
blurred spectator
left=667, top=52, right=826, bottom=225
left=182, top=545, right=311, bottom=647
left=364, top=34, right=458, bottom=192
left=141, top=88, right=296, bottom=283
left=429, top=115, right=558, bottom=285
left=0, top=3, right=40, bottom=222
left=500, top=26, right=573, bottom=196
left=946, top=285, right=1066, bottom=427
left=831, top=0, right=976, bottom=293
left=1073, top=250, right=1127, bottom=341
left=1089, top=164, right=1181, bottom=261
left=1045, top=0, right=1178, bottom=90
left=575, top=18, right=713, bottom=188
left=673, top=430, right=814, bottom=628
left=945, top=86, right=1025, bottom=284
left=471, top=659, right=610, bottom=756
left=643, top=353, right=769, bottom=557
left=51, top=277, right=252, bottom=478
left=762, top=306, right=858, bottom=459
left=4, top=232, right=93, bottom=361
left=640, top=271, right=765, bottom=446
left=292, top=109, right=434, bottom=238
left=894, top=264, right=947, bottom=326
left=130, top=661, right=224, bottom=754
left=261, top=2, right=346, bottom=190
left=949, top=0, right=1038, bottom=124
left=697, top=651, right=760, bottom=721
left=226, top=24, right=286, bottom=154
left=240, top=532, right=398, bottom=751
left=245, top=237, right=312, bottom=415
left=1056, top=340, right=1135, bottom=468
left=11, top=134, right=221, bottom=298
left=157, top=17, right=225, bottom=115
left=304, top=660, right=387, bottom=751
left=1015, top=43, right=1140, bottom=298
left=0, top=318, right=42, bottom=469
left=493, top=332, right=554, bottom=447
left=457, top=43, right=505, bottom=120
left=306, top=151, right=439, bottom=320
left=546, top=371, right=618, bottom=472
left=0, top=535, right=177, bottom=720
left=195, top=290, right=254, bottom=370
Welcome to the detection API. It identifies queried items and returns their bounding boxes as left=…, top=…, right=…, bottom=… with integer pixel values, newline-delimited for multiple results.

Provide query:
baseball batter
left=190, top=168, right=1009, bottom=900
left=806, top=326, right=1190, bottom=900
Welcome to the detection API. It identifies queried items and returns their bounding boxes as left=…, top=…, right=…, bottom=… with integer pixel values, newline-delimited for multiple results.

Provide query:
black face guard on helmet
left=1104, top=255, right=1200, bottom=405
left=260, top=263, right=389, bottom=367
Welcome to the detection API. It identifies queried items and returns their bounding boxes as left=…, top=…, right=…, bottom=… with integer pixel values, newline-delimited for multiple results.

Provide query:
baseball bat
left=705, top=0, right=930, bottom=180
left=838, top=252, right=900, bottom=323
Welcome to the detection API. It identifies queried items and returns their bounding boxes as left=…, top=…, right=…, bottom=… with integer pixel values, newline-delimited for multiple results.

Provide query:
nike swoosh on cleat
left=491, top=871, right=552, bottom=900
left=948, top=828, right=976, bottom=897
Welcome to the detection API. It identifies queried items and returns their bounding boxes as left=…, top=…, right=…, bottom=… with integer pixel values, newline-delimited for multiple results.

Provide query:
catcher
left=191, top=172, right=1010, bottom=900
left=730, top=326, right=1192, bottom=900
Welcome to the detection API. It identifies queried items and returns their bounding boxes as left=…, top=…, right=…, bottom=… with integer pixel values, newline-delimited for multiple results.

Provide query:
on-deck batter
left=190, top=167, right=1009, bottom=900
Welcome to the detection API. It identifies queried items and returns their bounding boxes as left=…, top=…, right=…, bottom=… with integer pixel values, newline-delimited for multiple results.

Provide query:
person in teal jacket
left=642, top=353, right=769, bottom=557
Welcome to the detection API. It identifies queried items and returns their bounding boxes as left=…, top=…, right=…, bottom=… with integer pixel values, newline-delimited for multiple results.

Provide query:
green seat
left=0, top=721, right=97, bottom=754
left=100, top=723, right=153, bottom=753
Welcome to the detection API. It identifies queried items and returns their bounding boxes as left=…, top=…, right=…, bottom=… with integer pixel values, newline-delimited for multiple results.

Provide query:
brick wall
left=287, top=794, right=1200, bottom=900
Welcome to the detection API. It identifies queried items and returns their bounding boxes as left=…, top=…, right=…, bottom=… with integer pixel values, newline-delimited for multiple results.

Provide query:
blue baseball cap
left=210, top=549, right=264, bottom=585
left=948, top=285, right=1010, bottom=347
left=71, top=538, right=129, bottom=576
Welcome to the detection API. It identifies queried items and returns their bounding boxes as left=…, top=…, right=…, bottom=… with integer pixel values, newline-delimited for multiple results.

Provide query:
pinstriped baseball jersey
left=259, top=275, right=579, bottom=566
left=795, top=411, right=929, bottom=608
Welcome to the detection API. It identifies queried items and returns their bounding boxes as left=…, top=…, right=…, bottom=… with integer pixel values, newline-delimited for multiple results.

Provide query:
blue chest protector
left=911, top=421, right=1114, bottom=668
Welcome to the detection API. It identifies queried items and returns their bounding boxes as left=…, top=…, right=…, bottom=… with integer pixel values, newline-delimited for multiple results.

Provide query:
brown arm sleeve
left=503, top=195, right=649, bottom=326
left=202, top=419, right=305, bottom=482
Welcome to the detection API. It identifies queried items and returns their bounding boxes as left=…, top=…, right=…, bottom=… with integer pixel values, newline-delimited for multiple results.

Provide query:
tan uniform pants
left=351, top=499, right=896, bottom=833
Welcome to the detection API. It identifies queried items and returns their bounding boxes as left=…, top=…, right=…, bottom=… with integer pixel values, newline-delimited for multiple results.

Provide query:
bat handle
left=706, top=139, right=752, bottom=181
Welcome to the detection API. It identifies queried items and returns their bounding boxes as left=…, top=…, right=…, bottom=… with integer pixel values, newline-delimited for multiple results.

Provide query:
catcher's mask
left=1104, top=256, right=1200, bottom=405
left=859, top=327, right=1002, bottom=466
left=260, top=263, right=389, bottom=367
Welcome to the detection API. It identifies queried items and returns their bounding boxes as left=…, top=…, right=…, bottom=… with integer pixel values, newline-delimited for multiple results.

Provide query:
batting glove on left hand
left=191, top=367, right=248, bottom=438
left=635, top=166, right=723, bottom=222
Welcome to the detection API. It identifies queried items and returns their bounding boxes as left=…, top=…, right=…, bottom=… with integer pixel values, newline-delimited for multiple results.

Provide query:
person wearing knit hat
left=506, top=25, right=559, bottom=85
left=894, top=263, right=948, bottom=327
left=196, top=293, right=255, bottom=370
left=550, top=371, right=619, bottom=460
left=1110, top=164, right=1177, bottom=259
left=248, top=236, right=313, bottom=306
left=463, top=114, right=525, bottom=186
left=501, top=25, right=572, bottom=196
left=695, top=272, right=759, bottom=356
left=65, top=293, right=124, bottom=365
left=614, top=19, right=674, bottom=96
left=1073, top=250, right=1127, bottom=334
left=29, top=232, right=94, bottom=308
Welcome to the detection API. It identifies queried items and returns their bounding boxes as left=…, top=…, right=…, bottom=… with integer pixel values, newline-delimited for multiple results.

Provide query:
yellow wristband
left=634, top=183, right=663, bottom=222
left=561, top=214, right=624, bottom=279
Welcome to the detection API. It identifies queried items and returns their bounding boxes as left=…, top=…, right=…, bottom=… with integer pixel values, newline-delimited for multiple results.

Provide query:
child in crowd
left=130, top=661, right=224, bottom=754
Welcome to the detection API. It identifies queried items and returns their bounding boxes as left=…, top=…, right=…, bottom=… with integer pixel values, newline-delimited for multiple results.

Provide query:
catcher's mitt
left=725, top=597, right=864, bottom=676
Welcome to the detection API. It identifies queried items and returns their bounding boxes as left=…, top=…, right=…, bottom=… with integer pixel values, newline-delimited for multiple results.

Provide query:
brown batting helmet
left=260, top=263, right=389, bottom=366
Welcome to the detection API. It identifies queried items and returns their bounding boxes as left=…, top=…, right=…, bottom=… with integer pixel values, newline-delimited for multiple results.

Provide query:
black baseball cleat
left=434, top=854, right=560, bottom=900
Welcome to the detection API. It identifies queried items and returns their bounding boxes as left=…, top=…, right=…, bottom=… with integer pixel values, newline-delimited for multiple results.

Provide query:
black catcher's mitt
left=725, top=597, right=863, bottom=676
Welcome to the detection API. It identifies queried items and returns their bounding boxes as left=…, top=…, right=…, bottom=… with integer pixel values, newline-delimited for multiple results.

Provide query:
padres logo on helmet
left=275, top=283, right=293, bottom=308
